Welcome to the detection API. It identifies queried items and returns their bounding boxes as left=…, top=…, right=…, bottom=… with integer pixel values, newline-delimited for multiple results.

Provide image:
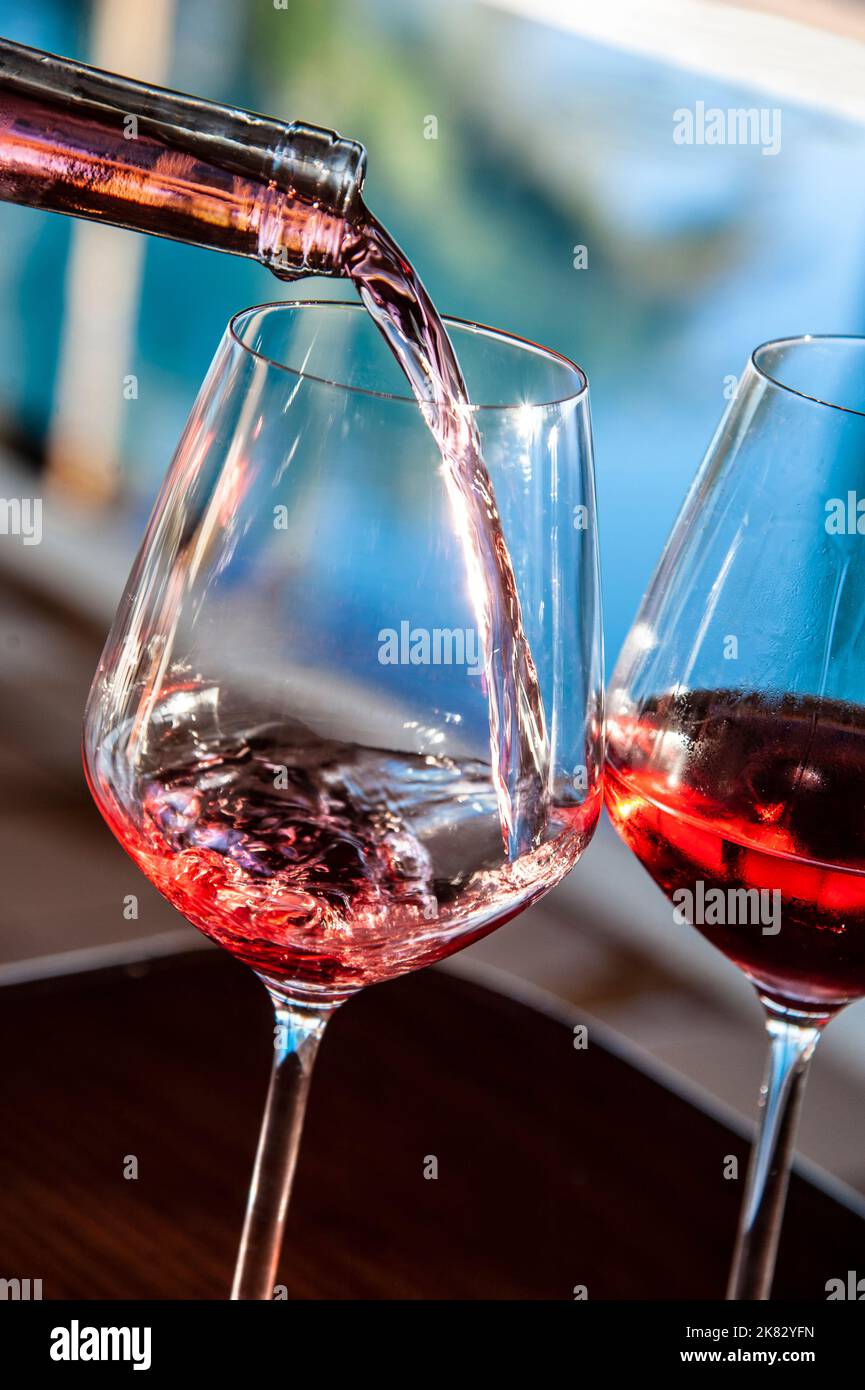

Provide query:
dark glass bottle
left=0, top=38, right=367, bottom=278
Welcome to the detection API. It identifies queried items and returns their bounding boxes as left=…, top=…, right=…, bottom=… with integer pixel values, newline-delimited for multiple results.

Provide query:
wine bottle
left=0, top=37, right=366, bottom=278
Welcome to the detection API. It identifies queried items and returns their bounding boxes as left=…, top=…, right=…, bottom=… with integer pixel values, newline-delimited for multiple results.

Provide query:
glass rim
left=751, top=334, right=865, bottom=419
left=228, top=299, right=589, bottom=411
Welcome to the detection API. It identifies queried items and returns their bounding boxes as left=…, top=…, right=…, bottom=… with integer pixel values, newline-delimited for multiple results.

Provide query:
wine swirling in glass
left=95, top=690, right=593, bottom=996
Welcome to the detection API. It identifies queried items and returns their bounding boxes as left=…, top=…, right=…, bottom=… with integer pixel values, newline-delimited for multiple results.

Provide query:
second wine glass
left=606, top=335, right=865, bottom=1299
left=83, top=301, right=603, bottom=1299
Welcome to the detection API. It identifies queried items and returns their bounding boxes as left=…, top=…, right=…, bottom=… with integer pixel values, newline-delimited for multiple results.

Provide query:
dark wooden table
left=0, top=951, right=861, bottom=1299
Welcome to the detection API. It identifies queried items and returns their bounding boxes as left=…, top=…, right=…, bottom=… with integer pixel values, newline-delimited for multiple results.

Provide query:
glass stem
left=230, top=991, right=332, bottom=1300
left=726, top=1010, right=824, bottom=1301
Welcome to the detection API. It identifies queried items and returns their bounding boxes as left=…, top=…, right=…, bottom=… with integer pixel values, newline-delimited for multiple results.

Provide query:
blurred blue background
left=3, top=0, right=865, bottom=664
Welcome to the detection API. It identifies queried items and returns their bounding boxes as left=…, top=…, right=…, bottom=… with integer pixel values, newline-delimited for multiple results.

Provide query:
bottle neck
left=0, top=38, right=367, bottom=278
left=260, top=121, right=367, bottom=278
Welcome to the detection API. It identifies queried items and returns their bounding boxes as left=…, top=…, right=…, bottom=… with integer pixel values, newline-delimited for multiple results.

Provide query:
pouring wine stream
left=338, top=212, right=550, bottom=857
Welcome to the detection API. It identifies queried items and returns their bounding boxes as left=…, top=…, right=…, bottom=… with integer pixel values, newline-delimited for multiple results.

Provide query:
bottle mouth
left=283, top=121, right=367, bottom=222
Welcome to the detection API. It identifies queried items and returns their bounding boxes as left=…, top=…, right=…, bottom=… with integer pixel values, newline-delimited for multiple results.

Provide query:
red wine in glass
left=90, top=692, right=598, bottom=996
left=606, top=689, right=865, bottom=1013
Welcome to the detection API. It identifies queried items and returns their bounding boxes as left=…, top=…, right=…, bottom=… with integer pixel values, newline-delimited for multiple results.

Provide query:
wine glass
left=606, top=335, right=865, bottom=1299
left=83, top=300, right=603, bottom=1299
